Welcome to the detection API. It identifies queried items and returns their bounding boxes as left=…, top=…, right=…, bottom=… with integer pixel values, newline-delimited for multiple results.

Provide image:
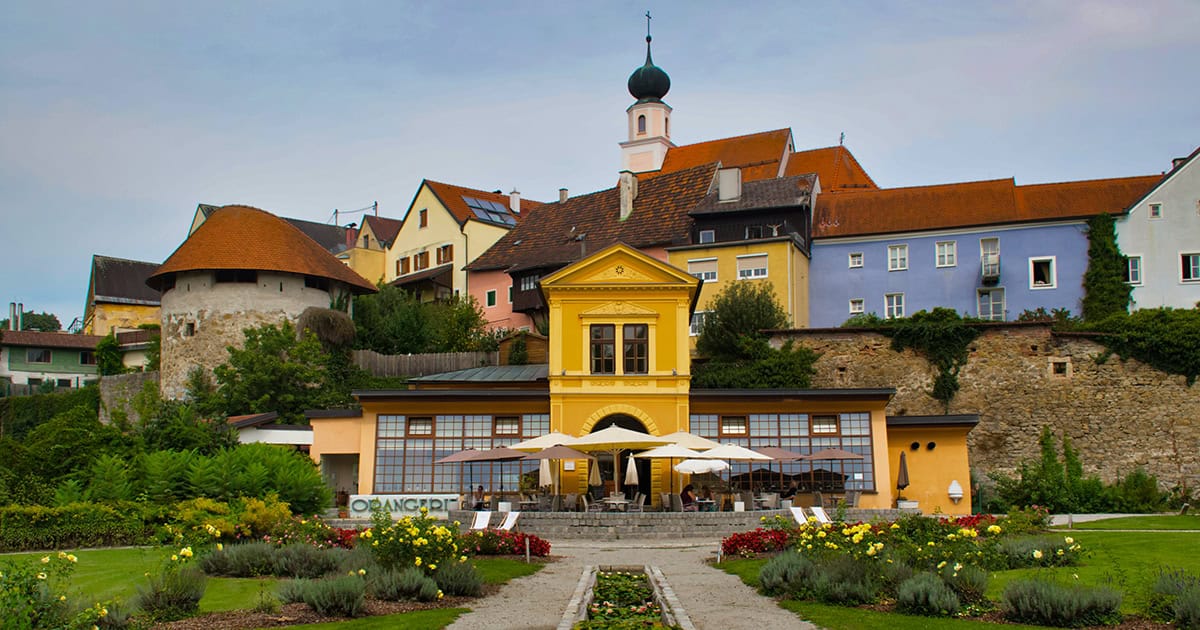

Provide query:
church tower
left=620, top=19, right=674, bottom=173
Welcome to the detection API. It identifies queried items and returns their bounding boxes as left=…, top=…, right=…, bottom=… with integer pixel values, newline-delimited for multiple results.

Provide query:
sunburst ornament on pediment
left=579, top=301, right=659, bottom=317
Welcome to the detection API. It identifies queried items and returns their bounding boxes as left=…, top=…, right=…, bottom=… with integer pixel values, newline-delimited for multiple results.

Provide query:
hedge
left=0, top=386, right=99, bottom=439
left=0, top=502, right=146, bottom=551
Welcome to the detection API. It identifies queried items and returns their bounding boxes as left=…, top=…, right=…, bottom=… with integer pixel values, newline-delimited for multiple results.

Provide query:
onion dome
left=627, top=35, right=670, bottom=103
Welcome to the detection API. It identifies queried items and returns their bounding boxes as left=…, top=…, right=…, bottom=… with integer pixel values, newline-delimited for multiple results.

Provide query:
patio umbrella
left=801, top=448, right=863, bottom=492
left=896, top=451, right=910, bottom=491
left=704, top=443, right=772, bottom=490
left=634, top=444, right=706, bottom=493
left=729, top=467, right=782, bottom=486
left=434, top=448, right=480, bottom=464
left=588, top=459, right=602, bottom=486
left=572, top=426, right=672, bottom=489
left=522, top=444, right=595, bottom=495
left=674, top=459, right=729, bottom=474
left=659, top=431, right=722, bottom=451
left=464, top=446, right=530, bottom=462
left=755, top=446, right=807, bottom=493
left=539, top=458, right=553, bottom=490
left=509, top=432, right=581, bottom=452
left=623, top=455, right=640, bottom=487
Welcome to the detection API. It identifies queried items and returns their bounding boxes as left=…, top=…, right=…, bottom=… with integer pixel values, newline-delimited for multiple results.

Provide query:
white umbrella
left=539, top=458, right=553, bottom=489
left=660, top=431, right=722, bottom=451
left=624, top=455, right=639, bottom=487
left=573, top=426, right=672, bottom=489
left=588, top=459, right=602, bottom=486
left=510, top=432, right=581, bottom=452
left=635, top=444, right=707, bottom=493
left=674, top=459, right=729, bottom=474
left=704, top=444, right=773, bottom=461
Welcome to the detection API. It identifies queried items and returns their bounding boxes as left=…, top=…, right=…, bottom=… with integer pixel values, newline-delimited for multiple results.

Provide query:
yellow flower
left=37, top=572, right=47, bottom=580
left=171, top=555, right=179, bottom=561
left=954, top=563, right=963, bottom=572
left=216, top=543, right=223, bottom=551
left=99, top=607, right=108, bottom=617
left=1032, top=549, right=1044, bottom=559
left=866, top=547, right=877, bottom=556
left=59, top=595, right=67, bottom=601
left=180, top=547, right=193, bottom=558
left=67, top=554, right=77, bottom=563
left=58, top=551, right=68, bottom=559
left=927, top=541, right=936, bottom=547
left=41, top=556, right=50, bottom=564
left=358, top=568, right=367, bottom=575
left=415, top=557, right=422, bottom=566
left=987, top=525, right=1002, bottom=534
left=429, top=564, right=437, bottom=570
left=361, top=529, right=372, bottom=539
left=890, top=523, right=900, bottom=529
left=437, top=589, right=444, bottom=600
left=460, top=556, right=468, bottom=563
left=1064, top=536, right=1074, bottom=544
left=1056, top=549, right=1064, bottom=556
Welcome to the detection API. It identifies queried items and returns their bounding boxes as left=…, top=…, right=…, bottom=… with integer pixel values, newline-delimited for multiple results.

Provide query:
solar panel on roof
left=462, top=195, right=515, bottom=225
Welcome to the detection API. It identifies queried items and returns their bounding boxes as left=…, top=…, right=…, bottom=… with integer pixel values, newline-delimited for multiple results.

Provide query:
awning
left=390, top=263, right=454, bottom=289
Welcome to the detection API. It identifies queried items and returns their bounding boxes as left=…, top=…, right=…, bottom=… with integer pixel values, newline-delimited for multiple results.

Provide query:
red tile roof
left=784, top=146, right=878, bottom=191
left=659, top=129, right=791, bottom=182
left=421, top=180, right=546, bottom=226
left=0, top=330, right=101, bottom=350
left=814, top=175, right=1160, bottom=238
left=362, top=215, right=404, bottom=246
left=147, top=205, right=378, bottom=293
left=467, top=164, right=718, bottom=272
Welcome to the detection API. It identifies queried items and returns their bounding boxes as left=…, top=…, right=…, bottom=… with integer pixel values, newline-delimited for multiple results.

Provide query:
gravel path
left=446, top=538, right=813, bottom=630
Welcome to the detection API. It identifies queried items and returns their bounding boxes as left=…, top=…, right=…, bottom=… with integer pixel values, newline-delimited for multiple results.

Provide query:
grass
left=718, top=530, right=1200, bottom=628
left=2, top=548, right=542, bottom=619
left=292, top=608, right=468, bottom=628
left=1057, top=514, right=1200, bottom=530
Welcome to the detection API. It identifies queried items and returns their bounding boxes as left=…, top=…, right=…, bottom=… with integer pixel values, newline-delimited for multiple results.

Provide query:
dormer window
left=637, top=114, right=646, bottom=135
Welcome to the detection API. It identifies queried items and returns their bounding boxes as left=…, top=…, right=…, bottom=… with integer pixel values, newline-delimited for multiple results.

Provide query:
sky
left=2, top=1, right=1198, bottom=328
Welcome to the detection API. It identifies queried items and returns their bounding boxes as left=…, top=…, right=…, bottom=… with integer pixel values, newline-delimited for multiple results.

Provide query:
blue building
left=808, top=176, right=1159, bottom=328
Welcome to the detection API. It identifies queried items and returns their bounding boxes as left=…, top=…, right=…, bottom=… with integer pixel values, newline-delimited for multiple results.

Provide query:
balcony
left=981, top=254, right=1001, bottom=286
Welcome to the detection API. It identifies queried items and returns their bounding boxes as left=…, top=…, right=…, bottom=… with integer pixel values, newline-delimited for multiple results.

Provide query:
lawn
left=718, top=530, right=1200, bottom=628
left=1057, top=514, right=1200, bottom=530
left=293, top=609, right=468, bottom=628
left=2, top=547, right=541, bottom=623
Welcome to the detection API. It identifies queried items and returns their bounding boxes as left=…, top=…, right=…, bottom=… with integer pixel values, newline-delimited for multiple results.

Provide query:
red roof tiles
left=659, top=129, right=791, bottom=181
left=147, top=205, right=377, bottom=293
left=784, top=146, right=878, bottom=191
left=421, top=180, right=546, bottom=226
left=0, top=330, right=102, bottom=350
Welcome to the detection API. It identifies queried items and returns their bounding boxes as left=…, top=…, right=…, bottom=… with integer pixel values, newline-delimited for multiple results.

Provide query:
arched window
left=637, top=114, right=646, bottom=135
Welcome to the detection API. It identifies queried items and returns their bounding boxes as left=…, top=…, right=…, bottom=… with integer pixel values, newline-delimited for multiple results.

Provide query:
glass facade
left=691, top=411, right=875, bottom=492
left=374, top=413, right=547, bottom=494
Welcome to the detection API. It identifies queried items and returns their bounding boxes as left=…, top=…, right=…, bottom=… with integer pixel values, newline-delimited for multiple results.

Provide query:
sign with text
left=349, top=494, right=460, bottom=518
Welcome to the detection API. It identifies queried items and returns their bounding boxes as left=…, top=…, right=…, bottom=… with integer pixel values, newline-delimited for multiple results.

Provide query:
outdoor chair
left=669, top=493, right=683, bottom=512
left=498, top=511, right=520, bottom=531
left=470, top=511, right=491, bottom=530
left=789, top=506, right=808, bottom=524
left=761, top=493, right=780, bottom=510
left=581, top=495, right=604, bottom=513
left=628, top=493, right=645, bottom=513
left=537, top=495, right=553, bottom=512
left=811, top=491, right=824, bottom=509
left=739, top=491, right=755, bottom=511
left=660, top=493, right=672, bottom=512
left=810, top=505, right=833, bottom=524
left=489, top=495, right=500, bottom=511
left=843, top=490, right=861, bottom=508
left=563, top=493, right=578, bottom=512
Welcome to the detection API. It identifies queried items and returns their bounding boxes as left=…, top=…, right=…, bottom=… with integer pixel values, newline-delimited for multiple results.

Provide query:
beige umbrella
left=660, top=431, right=722, bottom=451
left=624, top=455, right=640, bottom=487
left=634, top=444, right=707, bottom=493
left=588, top=459, right=602, bottom=486
left=510, top=432, right=581, bottom=452
left=539, top=459, right=553, bottom=490
left=674, top=459, right=729, bottom=474
left=572, top=426, right=672, bottom=489
left=707, top=443, right=773, bottom=491
left=523, top=445, right=596, bottom=495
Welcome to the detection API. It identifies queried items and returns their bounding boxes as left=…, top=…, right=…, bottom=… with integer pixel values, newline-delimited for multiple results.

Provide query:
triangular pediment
left=579, top=301, right=659, bottom=317
left=541, top=243, right=699, bottom=288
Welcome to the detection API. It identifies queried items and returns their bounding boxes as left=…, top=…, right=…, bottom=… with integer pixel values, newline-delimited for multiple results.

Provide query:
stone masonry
left=774, top=323, right=1199, bottom=491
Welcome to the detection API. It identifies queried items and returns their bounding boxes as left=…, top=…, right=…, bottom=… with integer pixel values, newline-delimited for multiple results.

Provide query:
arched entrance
left=590, top=414, right=653, bottom=500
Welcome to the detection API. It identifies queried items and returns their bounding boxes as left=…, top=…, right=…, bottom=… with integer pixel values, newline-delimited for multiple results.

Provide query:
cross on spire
left=645, top=10, right=652, bottom=41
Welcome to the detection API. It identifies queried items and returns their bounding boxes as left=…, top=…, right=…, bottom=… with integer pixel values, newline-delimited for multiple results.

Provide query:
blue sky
left=2, top=1, right=1198, bottom=327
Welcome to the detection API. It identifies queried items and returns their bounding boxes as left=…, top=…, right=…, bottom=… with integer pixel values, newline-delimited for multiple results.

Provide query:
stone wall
left=774, top=323, right=1199, bottom=490
left=98, top=370, right=159, bottom=425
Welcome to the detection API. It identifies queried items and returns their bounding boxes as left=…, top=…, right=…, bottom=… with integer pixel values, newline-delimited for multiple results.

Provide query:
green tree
left=696, top=281, right=789, bottom=361
left=21, top=406, right=126, bottom=483
left=1082, top=214, right=1132, bottom=321
left=428, top=295, right=498, bottom=352
left=95, top=332, right=125, bottom=375
left=692, top=338, right=818, bottom=389
left=353, top=284, right=432, bottom=354
left=0, top=310, right=61, bottom=332
left=211, top=322, right=339, bottom=423
left=508, top=333, right=529, bottom=365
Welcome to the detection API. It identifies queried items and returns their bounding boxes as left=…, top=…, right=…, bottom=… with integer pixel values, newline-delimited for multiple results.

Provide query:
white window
left=981, top=238, right=1001, bottom=277
left=936, top=241, right=957, bottom=267
left=978, top=288, right=1005, bottom=321
left=485, top=289, right=497, bottom=307
left=885, top=293, right=904, bottom=319
left=687, top=258, right=718, bottom=282
left=494, top=416, right=520, bottom=435
left=1183, top=253, right=1200, bottom=282
left=849, top=299, right=864, bottom=314
left=1029, top=256, right=1057, bottom=289
left=811, top=415, right=838, bottom=434
left=887, top=244, right=908, bottom=271
left=848, top=252, right=863, bottom=268
left=1149, top=203, right=1163, bottom=219
left=1125, top=256, right=1142, bottom=285
left=689, top=311, right=708, bottom=336
left=698, top=229, right=715, bottom=244
left=720, top=416, right=747, bottom=435
left=736, top=254, right=768, bottom=279
left=520, top=275, right=539, bottom=291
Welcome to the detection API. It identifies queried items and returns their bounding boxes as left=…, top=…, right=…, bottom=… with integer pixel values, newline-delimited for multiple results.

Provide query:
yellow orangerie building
left=310, top=244, right=974, bottom=515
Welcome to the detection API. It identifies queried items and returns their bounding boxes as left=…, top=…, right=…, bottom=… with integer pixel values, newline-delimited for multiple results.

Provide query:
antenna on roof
left=829, top=132, right=846, bottom=191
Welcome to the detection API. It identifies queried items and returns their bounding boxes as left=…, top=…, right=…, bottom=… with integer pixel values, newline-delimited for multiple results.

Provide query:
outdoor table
left=695, top=499, right=716, bottom=512
left=754, top=496, right=770, bottom=509
left=600, top=497, right=629, bottom=512
left=519, top=499, right=540, bottom=512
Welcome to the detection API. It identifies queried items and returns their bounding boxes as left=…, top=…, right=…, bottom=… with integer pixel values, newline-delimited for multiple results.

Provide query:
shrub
left=1177, top=585, right=1200, bottom=630
left=811, top=554, right=878, bottom=606
left=302, top=575, right=366, bottom=617
left=896, top=573, right=961, bottom=616
left=277, top=579, right=309, bottom=604
left=720, top=527, right=793, bottom=556
left=273, top=544, right=341, bottom=579
left=459, top=529, right=551, bottom=557
left=135, top=564, right=207, bottom=621
left=0, top=552, right=77, bottom=628
left=200, top=541, right=276, bottom=577
left=1002, top=579, right=1122, bottom=627
left=434, top=559, right=481, bottom=597
left=0, top=502, right=145, bottom=552
left=238, top=494, right=293, bottom=538
left=941, top=562, right=988, bottom=605
left=270, top=515, right=351, bottom=548
left=999, top=535, right=1083, bottom=568
left=759, top=550, right=816, bottom=598
left=1149, top=568, right=1200, bottom=623
left=369, top=507, right=459, bottom=574
left=368, top=567, right=440, bottom=602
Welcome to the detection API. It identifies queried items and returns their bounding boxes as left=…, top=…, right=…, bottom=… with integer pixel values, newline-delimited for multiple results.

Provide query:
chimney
left=559, top=188, right=569, bottom=203
left=345, top=223, right=358, bottom=248
left=7, top=303, right=14, bottom=330
left=1173, top=157, right=1189, bottom=170
left=718, top=167, right=742, bottom=202
left=509, top=189, right=521, bottom=214
left=619, top=171, right=638, bottom=221
left=16, top=303, right=23, bottom=330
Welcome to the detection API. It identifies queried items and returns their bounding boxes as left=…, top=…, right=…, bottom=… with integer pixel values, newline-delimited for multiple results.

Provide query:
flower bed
left=460, top=529, right=552, bottom=557
left=577, top=570, right=663, bottom=629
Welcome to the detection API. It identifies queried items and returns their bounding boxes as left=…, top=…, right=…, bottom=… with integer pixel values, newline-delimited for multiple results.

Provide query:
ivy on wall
left=1082, top=213, right=1132, bottom=321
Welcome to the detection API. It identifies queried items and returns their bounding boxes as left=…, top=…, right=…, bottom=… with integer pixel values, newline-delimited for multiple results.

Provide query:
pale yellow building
left=81, top=255, right=161, bottom=336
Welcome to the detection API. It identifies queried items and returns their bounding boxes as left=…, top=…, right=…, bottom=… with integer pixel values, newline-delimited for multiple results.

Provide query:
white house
left=1116, top=147, right=1200, bottom=310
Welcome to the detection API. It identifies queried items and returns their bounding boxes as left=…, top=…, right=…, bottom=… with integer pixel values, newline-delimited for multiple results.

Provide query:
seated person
left=780, top=481, right=799, bottom=500
left=473, top=485, right=486, bottom=511
left=680, top=484, right=698, bottom=512
left=699, top=486, right=715, bottom=511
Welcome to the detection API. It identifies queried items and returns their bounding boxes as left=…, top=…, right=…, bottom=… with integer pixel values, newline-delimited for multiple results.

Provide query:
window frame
left=623, top=324, right=648, bottom=375
left=978, top=287, right=1006, bottom=321
left=887, top=244, right=908, bottom=271
left=1124, top=255, right=1143, bottom=285
left=811, top=415, right=838, bottom=434
left=79, top=351, right=96, bottom=366
left=980, top=238, right=1000, bottom=276
left=520, top=275, right=539, bottom=291
left=418, top=208, right=428, bottom=228
left=736, top=253, right=768, bottom=280
left=745, top=225, right=764, bottom=240
left=436, top=244, right=453, bottom=265
left=935, top=241, right=957, bottom=268
left=493, top=416, right=521, bottom=436
left=485, top=289, right=497, bottom=307
left=590, top=324, right=616, bottom=374
left=26, top=348, right=51, bottom=364
left=848, top=298, right=865, bottom=315
left=719, top=415, right=748, bottom=436
left=407, top=416, right=434, bottom=437
left=698, top=229, right=715, bottom=244
left=1182, top=252, right=1200, bottom=283
left=1029, top=256, right=1057, bottom=289
left=1148, top=202, right=1163, bottom=219
left=689, top=311, right=707, bottom=337
left=848, top=252, right=864, bottom=269
left=687, top=258, right=718, bottom=282
left=884, top=293, right=904, bottom=319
